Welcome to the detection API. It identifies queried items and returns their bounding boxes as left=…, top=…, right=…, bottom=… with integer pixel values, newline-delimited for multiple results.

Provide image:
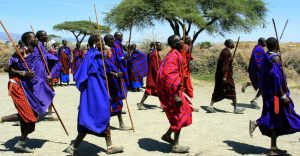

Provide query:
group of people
left=0, top=27, right=300, bottom=155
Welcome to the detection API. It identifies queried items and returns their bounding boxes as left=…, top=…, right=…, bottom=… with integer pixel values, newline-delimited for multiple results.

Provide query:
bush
left=199, top=41, right=212, bottom=49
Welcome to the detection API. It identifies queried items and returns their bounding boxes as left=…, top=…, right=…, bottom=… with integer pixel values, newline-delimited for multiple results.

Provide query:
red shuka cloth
left=182, top=44, right=194, bottom=98
left=145, top=50, right=161, bottom=95
left=60, top=51, right=70, bottom=74
left=156, top=48, right=192, bottom=132
left=8, top=77, right=38, bottom=123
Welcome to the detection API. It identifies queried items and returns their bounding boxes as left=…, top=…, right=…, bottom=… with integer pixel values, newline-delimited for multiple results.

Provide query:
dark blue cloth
left=248, top=45, right=265, bottom=90
left=74, top=48, right=110, bottom=135
left=129, top=49, right=148, bottom=89
left=257, top=51, right=300, bottom=137
left=114, top=40, right=129, bottom=87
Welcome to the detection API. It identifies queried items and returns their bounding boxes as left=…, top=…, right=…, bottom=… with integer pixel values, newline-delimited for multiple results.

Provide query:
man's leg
left=172, top=129, right=189, bottom=153
left=161, top=127, right=174, bottom=144
left=242, top=82, right=252, bottom=93
left=117, top=113, right=131, bottom=130
left=137, top=93, right=148, bottom=110
left=207, top=100, right=216, bottom=113
left=105, top=130, right=124, bottom=154
left=1, top=114, right=19, bottom=122
left=233, top=97, right=245, bottom=114
left=250, top=90, right=261, bottom=109
left=14, top=122, right=35, bottom=153
left=249, top=120, right=257, bottom=138
left=268, top=130, right=287, bottom=155
left=65, top=132, right=86, bottom=155
left=47, top=104, right=58, bottom=121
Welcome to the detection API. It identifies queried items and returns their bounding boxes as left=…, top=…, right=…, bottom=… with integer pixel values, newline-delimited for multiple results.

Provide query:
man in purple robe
left=35, top=30, right=60, bottom=121
left=48, top=42, right=61, bottom=85
left=65, top=35, right=124, bottom=155
left=242, top=38, right=266, bottom=109
left=128, top=43, right=148, bottom=92
left=104, top=34, right=131, bottom=130
left=249, top=37, right=300, bottom=156
left=59, top=40, right=71, bottom=85
left=1, top=32, right=54, bottom=153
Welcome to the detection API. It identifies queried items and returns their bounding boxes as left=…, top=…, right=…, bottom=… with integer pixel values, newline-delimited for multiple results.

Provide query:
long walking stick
left=280, top=19, right=288, bottom=40
left=272, top=18, right=291, bottom=113
left=31, top=26, right=69, bottom=136
left=0, top=20, right=30, bottom=71
left=94, top=4, right=110, bottom=95
left=232, top=36, right=240, bottom=61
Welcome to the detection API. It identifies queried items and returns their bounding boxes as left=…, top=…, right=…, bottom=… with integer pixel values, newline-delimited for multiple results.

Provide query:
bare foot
left=106, top=146, right=124, bottom=154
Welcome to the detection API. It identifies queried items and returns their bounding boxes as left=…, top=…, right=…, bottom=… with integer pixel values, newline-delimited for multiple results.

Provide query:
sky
left=0, top=0, right=299, bottom=43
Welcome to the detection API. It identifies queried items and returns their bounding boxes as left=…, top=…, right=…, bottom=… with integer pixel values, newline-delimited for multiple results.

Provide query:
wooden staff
left=272, top=18, right=290, bottom=113
left=280, top=19, right=288, bottom=40
left=232, top=36, right=240, bottom=61
left=94, top=4, right=110, bottom=96
left=31, top=26, right=69, bottom=136
left=0, top=20, right=31, bottom=71
left=151, top=29, right=160, bottom=69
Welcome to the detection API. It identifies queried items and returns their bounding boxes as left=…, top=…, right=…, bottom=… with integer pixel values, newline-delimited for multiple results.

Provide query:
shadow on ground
left=138, top=138, right=171, bottom=153
left=0, top=137, right=48, bottom=153
left=223, top=140, right=269, bottom=155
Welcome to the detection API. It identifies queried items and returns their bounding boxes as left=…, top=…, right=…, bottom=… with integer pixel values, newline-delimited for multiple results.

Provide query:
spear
left=151, top=29, right=160, bottom=69
left=31, top=25, right=69, bottom=136
left=232, top=36, right=240, bottom=61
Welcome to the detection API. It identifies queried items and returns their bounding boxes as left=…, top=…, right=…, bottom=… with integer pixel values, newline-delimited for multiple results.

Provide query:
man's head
left=88, top=35, right=101, bottom=49
left=224, top=39, right=234, bottom=49
left=131, top=43, right=137, bottom=51
left=21, top=32, right=38, bottom=47
left=36, top=30, right=48, bottom=42
left=266, top=37, right=278, bottom=52
left=155, top=42, right=162, bottom=51
left=150, top=42, right=155, bottom=49
left=62, top=40, right=68, bottom=46
left=168, top=35, right=182, bottom=51
left=184, top=36, right=191, bottom=45
left=114, top=32, right=123, bottom=42
left=76, top=43, right=81, bottom=49
left=258, top=37, right=266, bottom=47
left=104, top=34, right=115, bottom=47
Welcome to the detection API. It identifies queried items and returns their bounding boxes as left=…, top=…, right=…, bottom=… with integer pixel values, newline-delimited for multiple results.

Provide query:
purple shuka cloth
left=248, top=45, right=265, bottom=90
left=129, top=49, right=148, bottom=88
left=9, top=48, right=54, bottom=114
left=257, top=52, right=300, bottom=137
left=74, top=48, right=110, bottom=135
left=114, top=40, right=129, bottom=87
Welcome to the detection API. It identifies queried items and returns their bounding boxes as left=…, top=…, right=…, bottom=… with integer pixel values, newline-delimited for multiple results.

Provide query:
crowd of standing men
left=0, top=27, right=300, bottom=156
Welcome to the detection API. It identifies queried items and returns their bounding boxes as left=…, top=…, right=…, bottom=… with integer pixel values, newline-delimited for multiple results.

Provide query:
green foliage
left=199, top=41, right=212, bottom=49
left=53, top=20, right=111, bottom=44
left=105, top=0, right=267, bottom=43
left=48, top=34, right=61, bottom=41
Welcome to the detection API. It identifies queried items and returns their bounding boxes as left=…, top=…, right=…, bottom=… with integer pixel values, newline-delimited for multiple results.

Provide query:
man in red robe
left=207, top=39, right=245, bottom=114
left=137, top=42, right=162, bottom=110
left=156, top=35, right=192, bottom=153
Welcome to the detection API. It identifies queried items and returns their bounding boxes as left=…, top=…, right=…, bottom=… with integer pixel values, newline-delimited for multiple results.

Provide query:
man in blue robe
left=242, top=38, right=266, bottom=109
left=104, top=34, right=132, bottom=131
left=65, top=35, right=124, bottom=155
left=128, top=43, right=148, bottom=92
left=249, top=37, right=300, bottom=156
left=1, top=32, right=54, bottom=153
left=35, top=30, right=60, bottom=120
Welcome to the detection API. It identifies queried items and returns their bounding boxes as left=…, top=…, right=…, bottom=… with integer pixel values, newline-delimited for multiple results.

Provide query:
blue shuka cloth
left=257, top=51, right=300, bottom=137
left=9, top=48, right=55, bottom=114
left=248, top=45, right=265, bottom=90
left=129, top=49, right=148, bottom=89
left=74, top=48, right=110, bottom=135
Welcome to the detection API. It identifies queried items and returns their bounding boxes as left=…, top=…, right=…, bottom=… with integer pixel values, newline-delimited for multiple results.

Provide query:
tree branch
left=192, top=18, right=219, bottom=43
left=173, top=19, right=180, bottom=36
left=186, top=21, right=192, bottom=35
left=166, top=18, right=176, bottom=35
left=79, top=32, right=87, bottom=44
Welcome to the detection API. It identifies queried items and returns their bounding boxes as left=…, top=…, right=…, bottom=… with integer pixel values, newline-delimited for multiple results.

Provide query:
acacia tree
left=53, top=20, right=111, bottom=45
left=105, top=0, right=267, bottom=43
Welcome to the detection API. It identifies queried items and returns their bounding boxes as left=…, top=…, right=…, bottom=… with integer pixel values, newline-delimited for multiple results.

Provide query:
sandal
left=172, top=145, right=189, bottom=153
left=106, top=146, right=124, bottom=154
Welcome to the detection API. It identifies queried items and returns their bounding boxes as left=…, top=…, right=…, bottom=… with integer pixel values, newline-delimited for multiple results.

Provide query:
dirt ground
left=0, top=73, right=299, bottom=156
